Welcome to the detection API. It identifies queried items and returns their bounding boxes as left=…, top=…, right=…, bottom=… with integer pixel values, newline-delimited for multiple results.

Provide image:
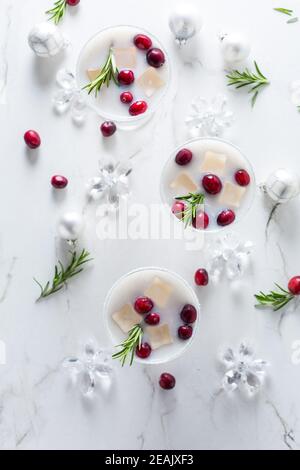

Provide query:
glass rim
left=103, top=266, right=201, bottom=365
left=160, top=136, right=257, bottom=235
left=76, top=24, right=172, bottom=123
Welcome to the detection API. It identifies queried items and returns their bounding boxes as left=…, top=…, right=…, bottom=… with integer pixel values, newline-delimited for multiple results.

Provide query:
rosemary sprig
left=226, top=61, right=270, bottom=107
left=255, top=283, right=294, bottom=311
left=34, top=249, right=92, bottom=300
left=46, top=0, right=67, bottom=24
left=175, top=192, right=205, bottom=228
left=112, top=325, right=143, bottom=366
left=274, top=7, right=293, bottom=16
left=83, top=48, right=119, bottom=97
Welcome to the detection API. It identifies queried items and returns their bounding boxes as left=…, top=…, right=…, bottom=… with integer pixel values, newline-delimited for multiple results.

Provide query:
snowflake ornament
left=206, top=232, right=253, bottom=283
left=221, top=341, right=269, bottom=396
left=53, top=69, right=87, bottom=124
left=62, top=340, right=114, bottom=396
left=87, top=160, right=132, bottom=208
left=185, top=94, right=234, bottom=137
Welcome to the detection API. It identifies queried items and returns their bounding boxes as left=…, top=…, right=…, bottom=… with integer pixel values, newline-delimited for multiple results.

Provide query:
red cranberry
left=51, top=175, right=68, bottom=189
left=217, top=209, right=236, bottom=226
left=134, top=296, right=154, bottom=314
left=66, top=0, right=80, bottom=5
left=172, top=201, right=185, bottom=219
left=146, top=48, right=165, bottom=68
left=145, top=312, right=160, bottom=325
left=100, top=121, right=116, bottom=137
left=194, top=268, right=209, bottom=286
left=180, top=304, right=197, bottom=324
left=178, top=325, right=193, bottom=340
left=24, top=130, right=41, bottom=149
left=118, top=70, right=135, bottom=85
left=202, top=174, right=222, bottom=195
left=175, top=148, right=193, bottom=166
left=235, top=169, right=250, bottom=186
left=192, top=211, right=209, bottom=230
left=129, top=100, right=148, bottom=116
left=120, top=91, right=133, bottom=104
left=288, top=276, right=300, bottom=295
left=159, top=373, right=176, bottom=390
left=136, top=342, right=152, bottom=359
left=134, top=34, right=152, bottom=51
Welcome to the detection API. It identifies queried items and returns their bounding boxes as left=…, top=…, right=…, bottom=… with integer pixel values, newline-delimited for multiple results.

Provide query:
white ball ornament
left=220, top=33, right=251, bottom=63
left=28, top=22, right=67, bottom=58
left=169, top=3, right=203, bottom=45
left=264, top=168, right=300, bottom=204
left=57, top=212, right=85, bottom=241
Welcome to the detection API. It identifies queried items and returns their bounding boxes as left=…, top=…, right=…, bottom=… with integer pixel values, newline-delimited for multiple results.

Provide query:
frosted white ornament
left=263, top=168, right=300, bottom=203
left=57, top=212, right=84, bottom=240
left=169, top=3, right=203, bottom=45
left=220, top=33, right=250, bottom=63
left=28, top=22, right=67, bottom=58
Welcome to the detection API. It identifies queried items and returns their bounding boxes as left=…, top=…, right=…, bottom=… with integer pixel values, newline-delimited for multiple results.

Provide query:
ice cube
left=218, top=181, right=246, bottom=207
left=145, top=324, right=173, bottom=350
left=56, top=69, right=76, bottom=90
left=170, top=172, right=198, bottom=192
left=112, top=47, right=137, bottom=69
left=200, top=151, right=227, bottom=175
left=137, top=67, right=165, bottom=97
left=144, top=277, right=173, bottom=308
left=86, top=68, right=101, bottom=81
left=112, top=304, right=142, bottom=333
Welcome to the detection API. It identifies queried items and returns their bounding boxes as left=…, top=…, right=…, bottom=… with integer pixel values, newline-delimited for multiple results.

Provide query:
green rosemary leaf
left=274, top=7, right=293, bottom=16
left=226, top=61, right=270, bottom=107
left=255, top=283, right=294, bottom=311
left=112, top=325, right=143, bottom=366
left=175, top=192, right=205, bottom=228
left=46, top=0, right=67, bottom=24
left=83, top=48, right=119, bottom=97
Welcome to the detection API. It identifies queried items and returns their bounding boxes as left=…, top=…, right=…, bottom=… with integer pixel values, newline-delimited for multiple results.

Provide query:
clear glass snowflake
left=206, top=232, right=253, bottom=282
left=185, top=94, right=234, bottom=137
left=221, top=341, right=269, bottom=396
left=87, top=160, right=132, bottom=208
left=53, top=69, right=87, bottom=124
left=62, top=340, right=114, bottom=396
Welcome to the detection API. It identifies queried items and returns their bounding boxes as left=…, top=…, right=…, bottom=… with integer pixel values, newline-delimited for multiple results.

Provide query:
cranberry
left=192, top=211, right=209, bottom=230
left=159, top=373, right=176, bottom=390
left=120, top=91, right=133, bottom=104
left=66, top=0, right=80, bottom=5
left=134, top=34, right=152, bottom=51
left=136, top=342, right=152, bottom=359
left=134, top=296, right=154, bottom=314
left=24, top=130, right=41, bottom=149
left=118, top=70, right=135, bottom=86
left=51, top=175, right=68, bottom=189
left=172, top=201, right=185, bottom=219
left=129, top=100, right=148, bottom=116
left=175, top=148, right=193, bottom=166
left=145, top=312, right=160, bottom=325
left=288, top=276, right=300, bottom=295
left=146, top=48, right=165, bottom=68
left=235, top=169, right=250, bottom=186
left=217, top=209, right=236, bottom=226
left=202, top=174, right=222, bottom=195
left=180, top=304, right=197, bottom=324
left=178, top=324, right=193, bottom=340
left=194, top=268, right=209, bottom=286
left=100, top=121, right=116, bottom=137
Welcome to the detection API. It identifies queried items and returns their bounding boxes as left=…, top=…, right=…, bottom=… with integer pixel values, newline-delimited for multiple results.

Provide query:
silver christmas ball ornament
left=263, top=168, right=300, bottom=204
left=169, top=3, right=203, bottom=45
left=28, top=22, right=67, bottom=58
left=57, top=212, right=85, bottom=240
left=220, top=33, right=250, bottom=63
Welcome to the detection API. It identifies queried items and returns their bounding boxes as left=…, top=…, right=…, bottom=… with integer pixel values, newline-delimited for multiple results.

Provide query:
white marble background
left=1, top=0, right=300, bottom=450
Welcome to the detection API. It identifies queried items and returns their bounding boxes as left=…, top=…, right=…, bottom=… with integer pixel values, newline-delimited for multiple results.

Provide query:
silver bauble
left=28, top=22, right=67, bottom=58
left=220, top=33, right=250, bottom=63
left=57, top=212, right=84, bottom=240
left=169, top=3, right=203, bottom=45
left=264, top=168, right=300, bottom=204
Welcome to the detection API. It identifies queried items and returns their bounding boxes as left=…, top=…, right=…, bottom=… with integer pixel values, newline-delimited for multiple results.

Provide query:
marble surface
left=1, top=0, right=300, bottom=450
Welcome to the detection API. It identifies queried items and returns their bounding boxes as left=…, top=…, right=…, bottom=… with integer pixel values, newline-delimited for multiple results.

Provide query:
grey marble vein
left=0, top=257, right=17, bottom=303
left=266, top=399, right=298, bottom=450
left=0, top=1, right=12, bottom=105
